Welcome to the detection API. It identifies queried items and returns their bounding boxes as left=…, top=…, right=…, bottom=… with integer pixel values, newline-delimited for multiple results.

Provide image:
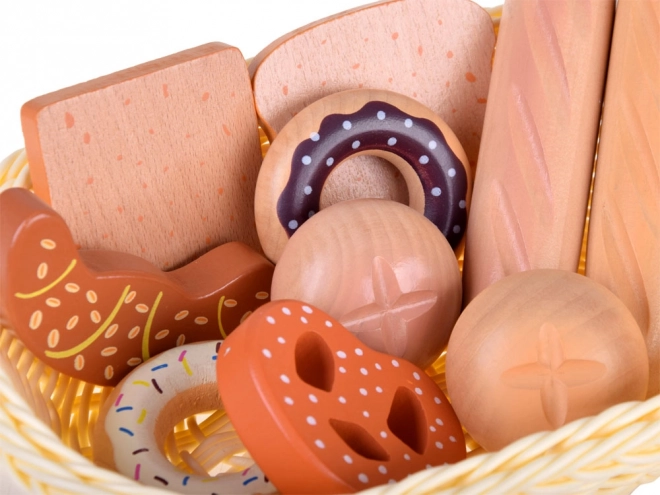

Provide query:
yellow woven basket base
left=1, top=6, right=659, bottom=493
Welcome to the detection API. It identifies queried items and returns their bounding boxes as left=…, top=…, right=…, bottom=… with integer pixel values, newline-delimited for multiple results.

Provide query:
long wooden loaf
left=586, top=0, right=660, bottom=397
left=462, top=0, right=614, bottom=304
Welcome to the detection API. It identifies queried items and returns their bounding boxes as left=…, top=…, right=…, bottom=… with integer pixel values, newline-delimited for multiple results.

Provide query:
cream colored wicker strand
left=360, top=395, right=660, bottom=494
left=0, top=149, right=31, bottom=192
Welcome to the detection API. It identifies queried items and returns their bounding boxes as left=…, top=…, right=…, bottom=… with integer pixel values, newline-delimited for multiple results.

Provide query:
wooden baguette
left=586, top=0, right=660, bottom=397
left=462, top=0, right=614, bottom=304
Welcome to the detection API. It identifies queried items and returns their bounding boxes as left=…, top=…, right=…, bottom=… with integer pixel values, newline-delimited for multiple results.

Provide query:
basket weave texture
left=1, top=7, right=660, bottom=493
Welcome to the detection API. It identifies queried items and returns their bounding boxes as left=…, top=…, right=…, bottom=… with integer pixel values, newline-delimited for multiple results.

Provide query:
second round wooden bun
left=446, top=270, right=649, bottom=452
left=271, top=199, right=461, bottom=369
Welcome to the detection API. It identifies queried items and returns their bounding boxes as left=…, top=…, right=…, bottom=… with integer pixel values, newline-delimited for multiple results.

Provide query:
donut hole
left=157, top=384, right=255, bottom=477
left=295, top=331, right=335, bottom=392
left=320, top=155, right=410, bottom=210
left=329, top=418, right=390, bottom=461
left=387, top=387, right=428, bottom=455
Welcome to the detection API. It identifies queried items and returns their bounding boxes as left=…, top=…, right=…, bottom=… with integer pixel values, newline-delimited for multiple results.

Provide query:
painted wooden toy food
left=271, top=199, right=462, bottom=369
left=216, top=300, right=465, bottom=494
left=586, top=0, right=660, bottom=398
left=251, top=0, right=494, bottom=202
left=94, top=341, right=275, bottom=494
left=255, top=89, right=471, bottom=262
left=446, top=270, right=649, bottom=452
left=21, top=42, right=263, bottom=270
left=462, top=0, right=615, bottom=304
left=0, top=188, right=273, bottom=386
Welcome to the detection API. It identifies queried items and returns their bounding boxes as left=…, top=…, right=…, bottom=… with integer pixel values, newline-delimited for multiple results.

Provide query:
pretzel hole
left=329, top=419, right=390, bottom=461
left=295, top=331, right=334, bottom=392
left=387, top=387, right=428, bottom=455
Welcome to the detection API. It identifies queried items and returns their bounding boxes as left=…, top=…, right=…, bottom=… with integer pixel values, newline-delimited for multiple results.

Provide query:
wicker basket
left=1, top=6, right=660, bottom=494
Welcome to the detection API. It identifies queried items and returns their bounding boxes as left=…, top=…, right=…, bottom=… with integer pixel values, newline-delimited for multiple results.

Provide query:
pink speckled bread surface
left=21, top=43, right=262, bottom=271
left=586, top=0, right=660, bottom=397
left=462, top=0, right=615, bottom=304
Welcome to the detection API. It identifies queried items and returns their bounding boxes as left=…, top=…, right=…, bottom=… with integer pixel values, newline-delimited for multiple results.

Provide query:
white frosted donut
left=93, top=341, right=274, bottom=494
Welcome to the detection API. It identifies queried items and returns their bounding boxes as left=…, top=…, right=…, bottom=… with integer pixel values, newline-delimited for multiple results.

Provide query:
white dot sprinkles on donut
left=262, top=349, right=272, bottom=358
left=448, top=168, right=456, bottom=177
left=359, top=388, right=368, bottom=396
left=339, top=366, right=347, bottom=374
left=288, top=220, right=298, bottom=230
left=430, top=426, right=437, bottom=432
left=277, top=337, right=286, bottom=344
left=344, top=455, right=353, bottom=464
left=325, top=320, right=333, bottom=327
left=434, top=397, right=442, bottom=404
left=392, top=359, right=400, bottom=367
left=436, top=418, right=444, bottom=425
left=301, top=316, right=308, bottom=324
left=280, top=374, right=290, bottom=384
left=355, top=348, right=364, bottom=356
left=436, top=441, right=444, bottom=449
left=284, top=397, right=294, bottom=405
left=388, top=479, right=396, bottom=484
left=419, top=155, right=429, bottom=165
left=310, top=132, right=320, bottom=141
left=302, top=155, right=312, bottom=165
left=449, top=436, right=457, bottom=442
left=326, top=157, right=334, bottom=166
left=309, top=394, right=318, bottom=403
left=377, top=110, right=386, bottom=120
left=308, top=210, right=315, bottom=218
left=302, top=305, right=313, bottom=314
left=360, top=368, right=368, bottom=376
left=404, top=118, right=413, bottom=128
left=267, top=316, right=276, bottom=325
left=376, top=386, right=383, bottom=393
left=375, top=363, right=382, bottom=370
left=404, top=454, right=411, bottom=461
left=432, top=187, right=442, bottom=197
left=415, top=387, right=423, bottom=395
left=315, top=439, right=325, bottom=449
left=429, top=140, right=437, bottom=150
left=453, top=225, right=461, bottom=234
left=358, top=474, right=369, bottom=484
left=307, top=416, right=317, bottom=426
left=459, top=200, right=466, bottom=209
left=380, top=431, right=388, bottom=438
left=387, top=137, right=397, bottom=146
left=337, top=351, right=347, bottom=359
left=413, top=372, right=421, bottom=380
left=363, top=411, right=370, bottom=418
left=339, top=396, right=347, bottom=404
left=343, top=120, right=352, bottom=130
left=282, top=307, right=292, bottom=316
left=28, top=311, right=42, bottom=329
left=304, top=185, right=312, bottom=195
left=352, top=140, right=361, bottom=149
left=379, top=466, right=388, bottom=474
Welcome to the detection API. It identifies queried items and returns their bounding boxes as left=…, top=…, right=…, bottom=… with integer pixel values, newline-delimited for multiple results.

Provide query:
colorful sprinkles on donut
left=277, top=101, right=468, bottom=248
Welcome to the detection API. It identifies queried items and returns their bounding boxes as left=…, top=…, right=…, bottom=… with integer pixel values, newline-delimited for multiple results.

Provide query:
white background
left=0, top=0, right=657, bottom=494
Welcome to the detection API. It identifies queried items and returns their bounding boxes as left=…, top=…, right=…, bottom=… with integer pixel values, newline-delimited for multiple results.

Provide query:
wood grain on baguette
left=587, top=0, right=660, bottom=397
left=463, top=0, right=614, bottom=304
left=21, top=43, right=262, bottom=271
left=250, top=0, right=494, bottom=208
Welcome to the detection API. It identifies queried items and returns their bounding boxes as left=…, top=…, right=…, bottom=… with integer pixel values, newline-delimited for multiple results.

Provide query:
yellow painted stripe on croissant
left=141, top=292, right=163, bottom=362
left=217, top=295, right=227, bottom=339
left=45, top=285, right=130, bottom=359
left=15, top=259, right=77, bottom=299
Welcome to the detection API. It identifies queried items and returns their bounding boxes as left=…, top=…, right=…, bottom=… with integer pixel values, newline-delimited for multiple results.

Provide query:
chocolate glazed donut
left=255, top=89, right=472, bottom=262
